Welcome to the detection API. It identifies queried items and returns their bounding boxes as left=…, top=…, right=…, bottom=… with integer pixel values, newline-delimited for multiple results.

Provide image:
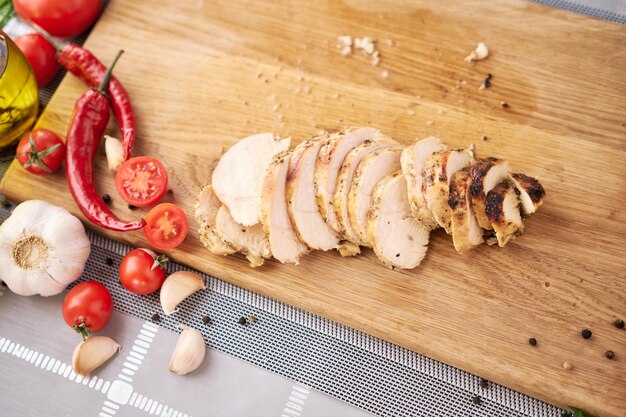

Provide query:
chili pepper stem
left=98, top=50, right=124, bottom=93
left=28, top=21, right=65, bottom=53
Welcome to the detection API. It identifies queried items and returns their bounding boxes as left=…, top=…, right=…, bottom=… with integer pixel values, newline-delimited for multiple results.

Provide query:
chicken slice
left=448, top=168, right=484, bottom=253
left=485, top=179, right=524, bottom=247
left=215, top=206, right=271, bottom=267
left=286, top=136, right=340, bottom=251
left=348, top=146, right=403, bottom=246
left=315, top=127, right=384, bottom=234
left=212, top=133, right=291, bottom=226
left=422, top=149, right=472, bottom=234
left=511, top=173, right=545, bottom=215
left=400, top=137, right=447, bottom=230
left=333, top=138, right=399, bottom=242
left=367, top=171, right=430, bottom=269
left=260, top=151, right=309, bottom=264
left=469, top=157, right=510, bottom=229
left=194, top=185, right=238, bottom=256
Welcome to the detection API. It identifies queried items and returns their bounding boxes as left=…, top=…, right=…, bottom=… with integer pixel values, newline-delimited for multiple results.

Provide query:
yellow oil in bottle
left=0, top=31, right=39, bottom=149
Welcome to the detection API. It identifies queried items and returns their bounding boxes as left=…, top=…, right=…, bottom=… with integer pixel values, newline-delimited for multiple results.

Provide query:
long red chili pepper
left=32, top=23, right=136, bottom=160
left=65, top=50, right=145, bottom=231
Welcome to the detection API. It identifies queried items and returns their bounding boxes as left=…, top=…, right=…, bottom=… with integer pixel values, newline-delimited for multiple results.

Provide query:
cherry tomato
left=62, top=282, right=113, bottom=339
left=13, top=0, right=103, bottom=39
left=13, top=34, right=58, bottom=87
left=144, top=203, right=189, bottom=250
left=119, top=248, right=168, bottom=295
left=16, top=129, right=66, bottom=175
left=115, top=156, right=168, bottom=208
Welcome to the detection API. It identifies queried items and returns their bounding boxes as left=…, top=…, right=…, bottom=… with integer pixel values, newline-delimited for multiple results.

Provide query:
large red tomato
left=13, top=34, right=58, bottom=87
left=13, top=0, right=103, bottom=39
left=62, top=282, right=113, bottom=339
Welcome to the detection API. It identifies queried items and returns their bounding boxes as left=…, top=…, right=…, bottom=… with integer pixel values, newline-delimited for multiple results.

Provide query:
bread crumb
left=407, top=109, right=416, bottom=116
left=371, top=51, right=380, bottom=66
left=437, top=109, right=443, bottom=115
left=425, top=120, right=434, bottom=126
left=562, top=361, right=572, bottom=370
left=381, top=69, right=389, bottom=78
left=465, top=42, right=489, bottom=62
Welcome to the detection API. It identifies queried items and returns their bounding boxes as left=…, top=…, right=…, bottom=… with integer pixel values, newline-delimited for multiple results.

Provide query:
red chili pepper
left=65, top=50, right=145, bottom=232
left=32, top=23, right=136, bottom=160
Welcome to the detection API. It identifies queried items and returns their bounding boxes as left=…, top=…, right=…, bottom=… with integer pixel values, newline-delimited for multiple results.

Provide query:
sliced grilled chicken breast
left=215, top=205, right=271, bottom=267
left=315, top=127, right=383, bottom=234
left=422, top=149, right=472, bottom=234
left=348, top=146, right=403, bottom=246
left=448, top=168, right=484, bottom=253
left=261, top=151, right=309, bottom=264
left=511, top=173, right=545, bottom=215
left=286, top=136, right=340, bottom=251
left=469, top=157, right=510, bottom=229
left=212, top=133, right=291, bottom=226
left=367, top=171, right=430, bottom=269
left=194, top=185, right=237, bottom=256
left=334, top=138, right=398, bottom=242
left=485, top=179, right=524, bottom=247
left=401, top=137, right=447, bottom=230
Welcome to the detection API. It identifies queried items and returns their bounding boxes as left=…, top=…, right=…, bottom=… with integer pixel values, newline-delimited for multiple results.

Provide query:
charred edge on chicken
left=469, top=157, right=499, bottom=197
left=484, top=180, right=512, bottom=222
left=511, top=173, right=545, bottom=203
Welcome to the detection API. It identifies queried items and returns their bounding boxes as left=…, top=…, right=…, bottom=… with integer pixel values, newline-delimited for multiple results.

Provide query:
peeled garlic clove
left=105, top=135, right=125, bottom=172
left=169, top=326, right=206, bottom=375
left=72, top=336, right=121, bottom=377
left=160, top=271, right=206, bottom=315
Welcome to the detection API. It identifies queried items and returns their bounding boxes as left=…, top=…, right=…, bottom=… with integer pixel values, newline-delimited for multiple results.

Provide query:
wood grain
left=2, top=0, right=625, bottom=415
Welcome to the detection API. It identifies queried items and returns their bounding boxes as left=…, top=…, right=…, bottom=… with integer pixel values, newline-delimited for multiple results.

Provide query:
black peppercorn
left=202, top=315, right=211, bottom=324
left=528, top=337, right=537, bottom=346
left=605, top=350, right=615, bottom=360
left=105, top=257, right=114, bottom=267
left=151, top=313, right=161, bottom=322
left=481, top=135, right=488, bottom=141
left=238, top=317, right=247, bottom=325
left=479, top=378, right=488, bottom=389
left=581, top=329, right=592, bottom=339
left=472, top=396, right=482, bottom=405
left=500, top=101, right=509, bottom=109
left=102, top=194, right=112, bottom=204
left=128, top=204, right=137, bottom=210
left=167, top=189, right=174, bottom=195
left=614, top=319, right=625, bottom=329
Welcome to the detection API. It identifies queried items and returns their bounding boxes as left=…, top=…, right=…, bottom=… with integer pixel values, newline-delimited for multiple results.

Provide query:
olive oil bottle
left=0, top=31, right=38, bottom=149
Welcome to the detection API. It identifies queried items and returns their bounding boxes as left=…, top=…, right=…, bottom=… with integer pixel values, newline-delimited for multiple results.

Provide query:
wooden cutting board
left=2, top=0, right=625, bottom=414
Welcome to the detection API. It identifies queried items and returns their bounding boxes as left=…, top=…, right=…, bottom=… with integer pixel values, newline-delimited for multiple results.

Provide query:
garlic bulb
left=169, top=326, right=206, bottom=375
left=0, top=200, right=90, bottom=296
left=104, top=135, right=124, bottom=172
left=160, top=271, right=206, bottom=315
left=73, top=336, right=121, bottom=376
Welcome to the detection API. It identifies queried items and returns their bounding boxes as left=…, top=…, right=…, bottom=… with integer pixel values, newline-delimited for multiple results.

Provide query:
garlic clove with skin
left=72, top=336, right=121, bottom=377
left=160, top=271, right=206, bottom=315
left=169, top=326, right=206, bottom=376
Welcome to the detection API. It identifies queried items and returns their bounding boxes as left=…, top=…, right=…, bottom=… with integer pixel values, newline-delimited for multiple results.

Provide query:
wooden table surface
left=2, top=0, right=625, bottom=415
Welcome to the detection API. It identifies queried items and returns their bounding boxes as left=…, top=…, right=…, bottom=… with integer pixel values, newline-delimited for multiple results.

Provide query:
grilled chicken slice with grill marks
left=286, top=136, right=341, bottom=251
left=367, top=171, right=430, bottom=269
left=215, top=205, right=271, bottom=267
left=485, top=179, right=524, bottom=247
left=334, top=138, right=399, bottom=243
left=315, top=127, right=384, bottom=234
left=194, top=185, right=238, bottom=256
left=448, top=168, right=484, bottom=253
left=511, top=173, right=545, bottom=215
left=260, top=151, right=309, bottom=264
left=348, top=146, right=403, bottom=246
left=422, top=149, right=472, bottom=234
left=401, top=137, right=447, bottom=230
left=469, top=157, right=510, bottom=229
left=212, top=133, right=290, bottom=226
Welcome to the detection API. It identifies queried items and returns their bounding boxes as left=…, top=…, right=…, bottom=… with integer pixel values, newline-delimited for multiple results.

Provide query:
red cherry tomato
left=13, top=34, right=58, bottom=87
left=62, top=282, right=113, bottom=339
left=115, top=156, right=168, bottom=208
left=16, top=129, right=66, bottom=175
left=144, top=203, right=189, bottom=250
left=13, top=0, right=103, bottom=39
left=119, top=248, right=168, bottom=295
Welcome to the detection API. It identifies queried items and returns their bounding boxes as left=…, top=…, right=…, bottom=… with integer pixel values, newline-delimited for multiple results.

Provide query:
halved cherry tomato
left=143, top=203, right=189, bottom=250
left=16, top=129, right=66, bottom=175
left=115, top=156, right=168, bottom=208
left=119, top=248, right=168, bottom=295
left=13, top=34, right=59, bottom=87
left=62, top=281, right=113, bottom=340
